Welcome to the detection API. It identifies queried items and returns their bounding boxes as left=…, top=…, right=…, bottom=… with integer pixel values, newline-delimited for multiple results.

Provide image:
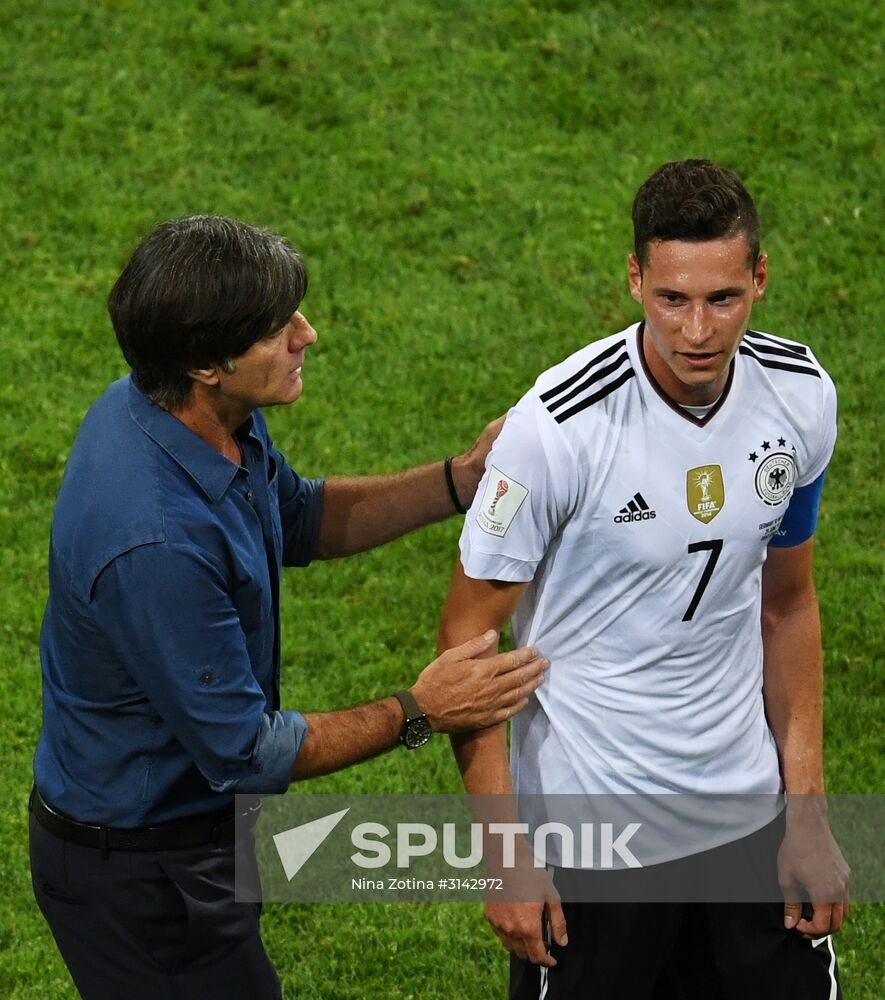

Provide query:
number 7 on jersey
left=682, top=540, right=724, bottom=622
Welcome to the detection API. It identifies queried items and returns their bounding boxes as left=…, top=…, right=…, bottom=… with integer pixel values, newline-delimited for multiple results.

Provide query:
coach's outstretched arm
left=439, top=560, right=568, bottom=969
left=315, top=418, right=503, bottom=558
left=761, top=538, right=850, bottom=937
left=292, top=629, right=546, bottom=778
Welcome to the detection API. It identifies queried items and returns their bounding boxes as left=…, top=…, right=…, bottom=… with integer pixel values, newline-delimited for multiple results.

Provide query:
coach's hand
left=484, top=868, right=567, bottom=968
left=778, top=798, right=850, bottom=937
left=449, top=415, right=506, bottom=508
left=411, top=631, right=547, bottom=733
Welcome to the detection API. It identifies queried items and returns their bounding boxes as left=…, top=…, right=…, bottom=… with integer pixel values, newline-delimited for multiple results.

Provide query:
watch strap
left=393, top=689, right=423, bottom=723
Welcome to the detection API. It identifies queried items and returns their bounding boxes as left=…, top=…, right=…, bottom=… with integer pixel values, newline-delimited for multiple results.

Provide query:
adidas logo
left=613, top=492, right=656, bottom=523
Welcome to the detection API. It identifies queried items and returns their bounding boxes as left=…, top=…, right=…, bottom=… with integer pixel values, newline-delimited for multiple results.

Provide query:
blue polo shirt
left=35, top=377, right=324, bottom=826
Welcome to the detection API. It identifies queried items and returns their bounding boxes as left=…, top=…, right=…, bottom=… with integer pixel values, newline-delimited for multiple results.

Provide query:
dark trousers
left=30, top=813, right=282, bottom=1000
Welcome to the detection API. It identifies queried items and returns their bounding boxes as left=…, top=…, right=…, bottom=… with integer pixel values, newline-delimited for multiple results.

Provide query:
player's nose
left=682, top=304, right=713, bottom=346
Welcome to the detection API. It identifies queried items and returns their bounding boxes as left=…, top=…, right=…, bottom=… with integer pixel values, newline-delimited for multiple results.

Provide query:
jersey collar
left=635, top=323, right=735, bottom=428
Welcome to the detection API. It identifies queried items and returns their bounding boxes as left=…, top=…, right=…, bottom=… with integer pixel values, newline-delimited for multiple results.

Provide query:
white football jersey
left=460, top=323, right=836, bottom=803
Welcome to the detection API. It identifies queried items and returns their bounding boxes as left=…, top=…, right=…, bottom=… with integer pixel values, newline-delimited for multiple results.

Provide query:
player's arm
left=439, top=560, right=567, bottom=968
left=440, top=561, right=528, bottom=795
left=315, top=418, right=502, bottom=558
left=762, top=538, right=825, bottom=796
left=761, top=537, right=850, bottom=935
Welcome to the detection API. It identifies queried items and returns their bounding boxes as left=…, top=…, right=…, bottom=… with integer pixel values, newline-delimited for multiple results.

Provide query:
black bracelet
left=444, top=456, right=468, bottom=515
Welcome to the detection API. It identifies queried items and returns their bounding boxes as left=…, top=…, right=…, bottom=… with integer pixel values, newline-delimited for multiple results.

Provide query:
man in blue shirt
left=30, top=215, right=547, bottom=1000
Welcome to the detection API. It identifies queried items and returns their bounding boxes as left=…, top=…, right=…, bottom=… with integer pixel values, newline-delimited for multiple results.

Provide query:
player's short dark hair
left=632, top=159, right=760, bottom=269
left=108, top=215, right=308, bottom=409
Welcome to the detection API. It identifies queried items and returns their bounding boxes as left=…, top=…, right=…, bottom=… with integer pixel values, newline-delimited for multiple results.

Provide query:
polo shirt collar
left=126, top=376, right=252, bottom=502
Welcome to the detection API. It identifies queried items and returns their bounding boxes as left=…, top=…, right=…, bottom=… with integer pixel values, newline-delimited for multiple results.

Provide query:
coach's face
left=628, top=234, right=767, bottom=406
left=219, top=310, right=317, bottom=411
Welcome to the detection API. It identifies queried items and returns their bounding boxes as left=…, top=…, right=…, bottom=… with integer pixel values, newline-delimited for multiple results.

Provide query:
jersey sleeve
left=768, top=470, right=826, bottom=548
left=459, top=392, right=578, bottom=583
left=797, top=365, right=837, bottom=487
left=768, top=358, right=836, bottom=547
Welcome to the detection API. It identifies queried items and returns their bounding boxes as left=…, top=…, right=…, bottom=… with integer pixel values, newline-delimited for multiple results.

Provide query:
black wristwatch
left=393, top=690, right=433, bottom=749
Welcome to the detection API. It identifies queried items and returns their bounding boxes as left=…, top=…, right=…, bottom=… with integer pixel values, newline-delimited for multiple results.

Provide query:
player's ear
left=752, top=253, right=768, bottom=302
left=627, top=254, right=643, bottom=304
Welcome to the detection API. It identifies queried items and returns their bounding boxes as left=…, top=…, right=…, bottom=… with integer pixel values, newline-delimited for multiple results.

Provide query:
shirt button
left=245, top=490, right=254, bottom=502
left=200, top=671, right=213, bottom=685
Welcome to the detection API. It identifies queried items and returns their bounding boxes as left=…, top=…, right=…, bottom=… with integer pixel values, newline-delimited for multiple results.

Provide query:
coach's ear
left=627, top=254, right=643, bottom=304
left=187, top=365, right=222, bottom=387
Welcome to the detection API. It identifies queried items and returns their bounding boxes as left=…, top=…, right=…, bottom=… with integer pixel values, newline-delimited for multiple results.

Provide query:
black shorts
left=509, top=898, right=840, bottom=1000
left=510, top=808, right=842, bottom=999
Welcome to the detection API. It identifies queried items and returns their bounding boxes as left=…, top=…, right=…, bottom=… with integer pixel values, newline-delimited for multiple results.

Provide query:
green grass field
left=1, top=0, right=882, bottom=995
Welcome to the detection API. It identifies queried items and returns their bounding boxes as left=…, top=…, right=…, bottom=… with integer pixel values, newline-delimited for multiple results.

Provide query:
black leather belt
left=29, top=786, right=261, bottom=853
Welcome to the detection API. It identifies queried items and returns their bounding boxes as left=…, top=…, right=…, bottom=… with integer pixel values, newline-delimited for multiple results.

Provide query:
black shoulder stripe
left=546, top=350, right=630, bottom=414
left=539, top=340, right=626, bottom=403
left=740, top=338, right=812, bottom=362
left=739, top=345, right=821, bottom=378
left=554, top=369, right=636, bottom=423
left=744, top=330, right=808, bottom=357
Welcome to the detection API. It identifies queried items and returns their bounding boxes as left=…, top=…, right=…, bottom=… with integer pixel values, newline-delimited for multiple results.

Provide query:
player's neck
left=640, top=328, right=730, bottom=406
left=679, top=397, right=721, bottom=417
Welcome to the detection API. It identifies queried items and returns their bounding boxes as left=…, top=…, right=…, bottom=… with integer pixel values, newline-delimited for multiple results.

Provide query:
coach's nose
left=289, top=312, right=318, bottom=351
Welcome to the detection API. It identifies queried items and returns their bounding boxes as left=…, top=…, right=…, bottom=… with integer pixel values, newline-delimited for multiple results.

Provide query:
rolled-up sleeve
left=92, top=542, right=308, bottom=795
left=214, top=709, right=308, bottom=794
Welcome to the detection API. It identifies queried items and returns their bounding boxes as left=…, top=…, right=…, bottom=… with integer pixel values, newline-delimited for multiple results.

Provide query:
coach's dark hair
left=632, top=159, right=760, bottom=269
left=108, top=215, right=308, bottom=409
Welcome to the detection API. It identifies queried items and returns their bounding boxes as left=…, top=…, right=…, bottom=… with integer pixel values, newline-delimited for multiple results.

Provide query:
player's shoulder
left=739, top=329, right=834, bottom=389
left=531, top=325, right=638, bottom=426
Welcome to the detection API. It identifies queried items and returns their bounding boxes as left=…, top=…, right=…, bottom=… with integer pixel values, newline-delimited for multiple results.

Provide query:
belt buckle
left=234, top=797, right=263, bottom=839
left=213, top=799, right=261, bottom=845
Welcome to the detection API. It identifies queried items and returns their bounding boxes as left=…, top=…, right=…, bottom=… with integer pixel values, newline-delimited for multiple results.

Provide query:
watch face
left=403, top=717, right=432, bottom=749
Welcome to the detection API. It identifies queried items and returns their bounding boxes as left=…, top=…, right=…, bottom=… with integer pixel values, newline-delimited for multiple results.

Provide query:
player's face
left=218, top=310, right=318, bottom=411
left=628, top=235, right=767, bottom=405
